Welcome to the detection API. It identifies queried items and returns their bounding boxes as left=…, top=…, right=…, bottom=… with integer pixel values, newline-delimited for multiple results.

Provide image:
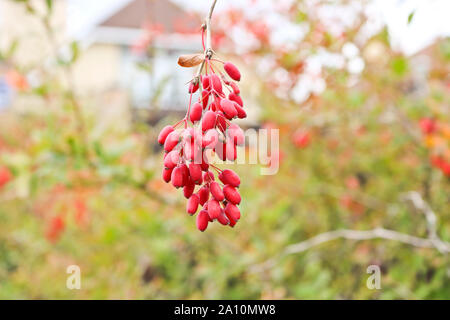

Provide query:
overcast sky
left=67, top=0, right=450, bottom=55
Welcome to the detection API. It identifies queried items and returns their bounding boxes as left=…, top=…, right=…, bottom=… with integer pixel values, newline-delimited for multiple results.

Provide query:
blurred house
left=0, top=0, right=202, bottom=113
left=68, top=0, right=202, bottom=111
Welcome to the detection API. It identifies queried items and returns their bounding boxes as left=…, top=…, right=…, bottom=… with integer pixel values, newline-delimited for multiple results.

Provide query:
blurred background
left=0, top=0, right=449, bottom=299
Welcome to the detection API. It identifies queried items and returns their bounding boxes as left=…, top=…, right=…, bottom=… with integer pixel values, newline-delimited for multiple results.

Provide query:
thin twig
left=249, top=191, right=449, bottom=273
left=205, top=0, right=218, bottom=59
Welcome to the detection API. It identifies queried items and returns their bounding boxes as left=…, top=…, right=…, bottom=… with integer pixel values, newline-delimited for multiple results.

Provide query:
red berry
left=227, top=124, right=245, bottom=146
left=200, top=156, right=210, bottom=171
left=214, top=141, right=227, bottom=161
left=217, top=211, right=230, bottom=225
left=216, top=112, right=228, bottom=132
left=189, top=102, right=203, bottom=123
left=189, top=82, right=199, bottom=93
left=229, top=92, right=243, bottom=107
left=225, top=210, right=237, bottom=227
left=183, top=141, right=201, bottom=162
left=230, top=82, right=240, bottom=94
left=219, top=169, right=240, bottom=187
left=164, top=150, right=180, bottom=169
left=180, top=164, right=189, bottom=185
left=183, top=179, right=195, bottom=199
left=189, top=163, right=202, bottom=184
left=187, top=194, right=200, bottom=215
left=225, top=203, right=240, bottom=221
left=234, top=103, right=247, bottom=119
left=220, top=99, right=238, bottom=119
left=201, top=90, right=209, bottom=109
left=198, top=185, right=210, bottom=206
left=201, top=111, right=217, bottom=131
left=162, top=167, right=173, bottom=183
left=224, top=62, right=241, bottom=81
left=158, top=125, right=174, bottom=145
left=210, top=74, right=222, bottom=94
left=223, top=185, right=241, bottom=205
left=202, top=75, right=210, bottom=90
left=210, top=181, right=225, bottom=201
left=203, top=170, right=215, bottom=182
left=164, top=131, right=180, bottom=152
left=196, top=209, right=209, bottom=231
left=225, top=139, right=237, bottom=161
left=207, top=199, right=221, bottom=220
left=171, top=166, right=184, bottom=188
left=202, top=129, right=219, bottom=149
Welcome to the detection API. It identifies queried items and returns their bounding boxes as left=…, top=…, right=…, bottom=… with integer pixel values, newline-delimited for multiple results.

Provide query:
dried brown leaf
left=178, top=53, right=204, bottom=68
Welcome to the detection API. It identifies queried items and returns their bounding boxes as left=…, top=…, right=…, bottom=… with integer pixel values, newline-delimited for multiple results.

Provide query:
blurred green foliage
left=0, top=0, right=449, bottom=299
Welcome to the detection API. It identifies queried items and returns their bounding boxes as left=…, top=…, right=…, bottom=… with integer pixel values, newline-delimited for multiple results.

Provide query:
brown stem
left=205, top=0, right=218, bottom=59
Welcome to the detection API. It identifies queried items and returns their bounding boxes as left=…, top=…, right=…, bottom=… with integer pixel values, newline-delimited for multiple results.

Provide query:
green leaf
left=46, top=0, right=53, bottom=12
left=407, top=11, right=415, bottom=24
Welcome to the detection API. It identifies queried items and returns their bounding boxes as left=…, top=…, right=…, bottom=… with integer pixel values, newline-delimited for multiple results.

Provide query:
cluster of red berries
left=158, top=56, right=246, bottom=231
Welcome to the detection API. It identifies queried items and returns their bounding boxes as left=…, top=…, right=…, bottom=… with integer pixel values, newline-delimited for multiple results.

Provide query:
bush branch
left=249, top=192, right=449, bottom=273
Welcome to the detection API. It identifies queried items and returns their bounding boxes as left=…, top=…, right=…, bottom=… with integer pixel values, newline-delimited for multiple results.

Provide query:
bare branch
left=249, top=191, right=449, bottom=273
left=205, top=0, right=218, bottom=59
left=249, top=227, right=450, bottom=273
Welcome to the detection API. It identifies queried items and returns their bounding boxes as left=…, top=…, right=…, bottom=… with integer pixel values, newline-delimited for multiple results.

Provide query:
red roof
left=100, top=0, right=201, bottom=34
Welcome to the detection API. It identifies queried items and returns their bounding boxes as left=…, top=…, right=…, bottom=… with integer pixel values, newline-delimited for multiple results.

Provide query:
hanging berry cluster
left=157, top=20, right=246, bottom=232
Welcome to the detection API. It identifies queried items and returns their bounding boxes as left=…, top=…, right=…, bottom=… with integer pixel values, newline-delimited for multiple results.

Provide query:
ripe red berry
left=234, top=103, right=247, bottom=119
left=189, top=82, right=199, bottom=93
left=216, top=112, right=227, bottom=132
left=180, top=163, right=189, bottom=186
left=162, top=167, right=173, bottom=183
left=201, top=90, right=209, bottom=109
left=196, top=209, right=209, bottom=231
left=224, top=62, right=241, bottom=81
left=219, top=169, right=240, bottom=187
left=225, top=210, right=237, bottom=227
left=201, top=111, right=217, bottom=131
left=171, top=166, right=184, bottom=188
left=202, top=129, right=219, bottom=149
left=189, top=102, right=203, bottom=123
left=164, top=131, right=180, bottom=152
left=214, top=141, right=227, bottom=161
left=210, top=74, right=222, bottom=94
left=217, top=211, right=230, bottom=225
left=227, top=124, right=245, bottom=146
left=220, top=99, right=237, bottom=119
left=189, top=163, right=203, bottom=184
left=225, top=203, right=240, bottom=221
left=198, top=185, right=210, bottom=206
left=207, top=199, right=221, bottom=220
left=158, top=125, right=174, bottom=145
left=225, top=139, right=237, bottom=161
left=164, top=150, right=180, bottom=169
left=210, top=181, right=225, bottom=201
left=187, top=194, right=200, bottom=215
left=203, top=170, right=215, bottom=182
left=183, top=141, right=201, bottom=162
left=183, top=180, right=195, bottom=199
left=229, top=92, right=243, bottom=107
left=230, top=82, right=240, bottom=94
left=202, top=75, right=210, bottom=90
left=223, top=185, right=241, bottom=205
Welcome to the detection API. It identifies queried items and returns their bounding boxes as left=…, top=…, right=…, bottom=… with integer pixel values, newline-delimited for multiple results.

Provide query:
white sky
left=67, top=0, right=450, bottom=56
